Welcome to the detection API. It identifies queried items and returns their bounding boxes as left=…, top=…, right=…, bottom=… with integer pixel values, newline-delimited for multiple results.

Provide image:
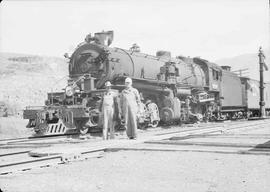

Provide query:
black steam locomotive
left=23, top=31, right=270, bottom=136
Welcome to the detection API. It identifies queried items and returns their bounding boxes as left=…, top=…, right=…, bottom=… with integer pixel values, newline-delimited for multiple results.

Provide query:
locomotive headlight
left=65, top=86, right=74, bottom=97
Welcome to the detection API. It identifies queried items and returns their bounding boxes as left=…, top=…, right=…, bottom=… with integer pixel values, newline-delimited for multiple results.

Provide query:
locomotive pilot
left=99, top=81, right=119, bottom=140
left=120, top=77, right=141, bottom=139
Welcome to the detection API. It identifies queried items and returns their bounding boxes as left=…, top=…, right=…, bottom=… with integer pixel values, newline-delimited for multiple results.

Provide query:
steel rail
left=0, top=133, right=77, bottom=144
left=154, top=120, right=267, bottom=137
left=0, top=151, right=30, bottom=157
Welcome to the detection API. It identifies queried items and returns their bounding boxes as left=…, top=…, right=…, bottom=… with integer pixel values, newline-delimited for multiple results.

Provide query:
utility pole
left=258, top=47, right=268, bottom=118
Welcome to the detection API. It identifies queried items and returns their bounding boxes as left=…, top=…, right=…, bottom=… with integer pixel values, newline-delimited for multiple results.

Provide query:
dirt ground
left=1, top=120, right=270, bottom=192
left=0, top=117, right=32, bottom=139
left=1, top=150, right=270, bottom=192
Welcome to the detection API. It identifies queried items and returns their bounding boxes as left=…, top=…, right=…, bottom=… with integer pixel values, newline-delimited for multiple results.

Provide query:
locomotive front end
left=23, top=32, right=115, bottom=136
left=69, top=43, right=110, bottom=89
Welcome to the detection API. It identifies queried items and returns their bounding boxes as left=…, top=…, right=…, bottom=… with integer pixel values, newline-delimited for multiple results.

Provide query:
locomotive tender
left=23, top=31, right=270, bottom=136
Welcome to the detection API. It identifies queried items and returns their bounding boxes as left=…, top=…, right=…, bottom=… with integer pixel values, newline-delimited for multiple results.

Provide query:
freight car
left=240, top=77, right=270, bottom=117
left=23, top=31, right=270, bottom=136
left=193, top=59, right=270, bottom=119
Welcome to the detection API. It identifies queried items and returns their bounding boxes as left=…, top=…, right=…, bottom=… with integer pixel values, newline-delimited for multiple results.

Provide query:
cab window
left=212, top=69, right=219, bottom=80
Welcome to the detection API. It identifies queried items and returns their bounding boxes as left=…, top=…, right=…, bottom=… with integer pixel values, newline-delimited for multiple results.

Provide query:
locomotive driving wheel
left=76, top=120, right=89, bottom=135
left=88, top=109, right=99, bottom=127
left=150, top=120, right=159, bottom=128
left=79, top=126, right=89, bottom=135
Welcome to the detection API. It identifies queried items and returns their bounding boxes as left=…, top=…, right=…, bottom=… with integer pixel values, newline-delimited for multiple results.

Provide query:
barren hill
left=0, top=52, right=69, bottom=115
left=215, top=50, right=270, bottom=82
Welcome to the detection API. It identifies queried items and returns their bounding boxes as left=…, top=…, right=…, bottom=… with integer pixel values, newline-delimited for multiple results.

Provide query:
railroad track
left=153, top=119, right=268, bottom=139
left=0, top=120, right=250, bottom=150
left=0, top=133, right=93, bottom=174
left=0, top=119, right=269, bottom=175
left=115, top=119, right=270, bottom=156
left=0, top=133, right=79, bottom=145
left=0, top=119, right=257, bottom=145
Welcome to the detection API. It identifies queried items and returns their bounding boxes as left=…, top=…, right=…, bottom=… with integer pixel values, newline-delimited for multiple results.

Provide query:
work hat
left=125, top=77, right=132, bottom=84
left=105, top=81, right=112, bottom=87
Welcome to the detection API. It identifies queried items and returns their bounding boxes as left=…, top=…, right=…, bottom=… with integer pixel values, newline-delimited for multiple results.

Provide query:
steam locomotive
left=23, top=31, right=270, bottom=136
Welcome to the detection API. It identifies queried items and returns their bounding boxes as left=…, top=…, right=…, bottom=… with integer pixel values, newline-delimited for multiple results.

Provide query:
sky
left=0, top=0, right=269, bottom=61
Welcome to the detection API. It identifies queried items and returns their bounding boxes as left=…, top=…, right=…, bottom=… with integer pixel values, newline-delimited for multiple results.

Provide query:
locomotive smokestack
left=94, top=30, right=114, bottom=46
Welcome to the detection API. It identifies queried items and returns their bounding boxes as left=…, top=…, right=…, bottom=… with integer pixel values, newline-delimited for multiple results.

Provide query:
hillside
left=0, top=52, right=69, bottom=115
left=215, top=50, right=270, bottom=82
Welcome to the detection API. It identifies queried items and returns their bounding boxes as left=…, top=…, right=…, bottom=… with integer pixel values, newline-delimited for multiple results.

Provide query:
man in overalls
left=100, top=81, right=118, bottom=140
left=120, top=77, right=141, bottom=139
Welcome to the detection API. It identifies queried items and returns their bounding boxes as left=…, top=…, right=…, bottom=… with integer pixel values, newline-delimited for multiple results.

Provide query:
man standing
left=120, top=77, right=141, bottom=139
left=100, top=81, right=118, bottom=140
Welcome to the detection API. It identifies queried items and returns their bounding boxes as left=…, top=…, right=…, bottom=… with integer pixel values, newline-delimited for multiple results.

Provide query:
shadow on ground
left=249, top=140, right=270, bottom=152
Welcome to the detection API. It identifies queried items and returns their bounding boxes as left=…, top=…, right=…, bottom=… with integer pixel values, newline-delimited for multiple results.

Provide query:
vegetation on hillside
left=0, top=52, right=69, bottom=116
